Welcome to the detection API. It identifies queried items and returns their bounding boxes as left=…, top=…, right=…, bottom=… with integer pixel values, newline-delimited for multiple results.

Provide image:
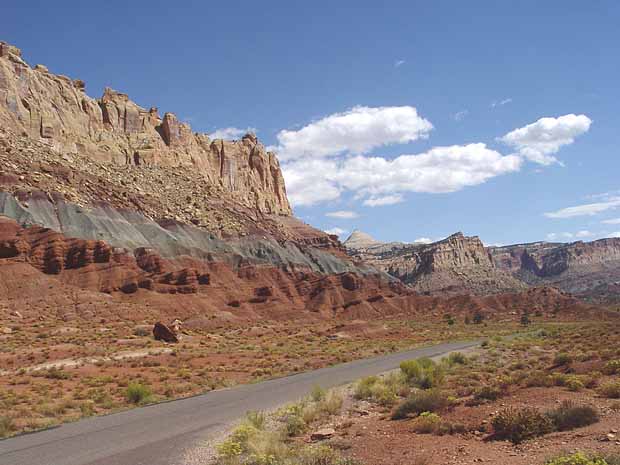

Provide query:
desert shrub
left=603, top=360, right=620, bottom=375
left=0, top=416, right=14, bottom=438
left=125, top=382, right=152, bottom=404
left=544, top=452, right=608, bottom=465
left=281, top=404, right=307, bottom=437
left=546, top=401, right=599, bottom=431
left=318, top=391, right=344, bottom=416
left=411, top=412, right=443, bottom=434
left=445, top=352, right=468, bottom=366
left=491, top=407, right=553, bottom=444
left=400, top=358, right=444, bottom=389
left=474, top=385, right=502, bottom=402
left=354, top=375, right=401, bottom=406
left=565, top=376, right=585, bottom=392
left=554, top=353, right=573, bottom=366
left=354, top=376, right=379, bottom=400
left=391, top=389, right=448, bottom=420
left=246, top=410, right=266, bottom=429
left=599, top=381, right=620, bottom=398
left=310, top=385, right=326, bottom=402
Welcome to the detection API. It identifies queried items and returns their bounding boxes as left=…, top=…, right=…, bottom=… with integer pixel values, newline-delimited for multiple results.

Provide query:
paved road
left=0, top=339, right=480, bottom=465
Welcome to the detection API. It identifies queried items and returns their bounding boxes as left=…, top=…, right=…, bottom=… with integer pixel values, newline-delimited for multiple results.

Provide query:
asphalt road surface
left=0, top=339, right=480, bottom=465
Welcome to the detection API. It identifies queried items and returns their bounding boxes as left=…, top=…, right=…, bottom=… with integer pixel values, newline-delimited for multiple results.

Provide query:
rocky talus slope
left=344, top=231, right=527, bottom=295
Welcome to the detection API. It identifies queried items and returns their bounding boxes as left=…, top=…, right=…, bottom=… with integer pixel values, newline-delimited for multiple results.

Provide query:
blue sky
left=4, top=1, right=620, bottom=245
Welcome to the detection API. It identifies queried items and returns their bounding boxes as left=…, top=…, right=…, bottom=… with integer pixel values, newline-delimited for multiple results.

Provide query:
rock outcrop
left=0, top=41, right=290, bottom=216
left=344, top=231, right=527, bottom=295
left=489, top=239, right=620, bottom=304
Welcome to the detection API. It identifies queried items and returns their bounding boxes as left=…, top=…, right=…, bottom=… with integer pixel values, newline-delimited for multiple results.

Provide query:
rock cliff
left=0, top=41, right=290, bottom=216
left=344, top=231, right=527, bottom=295
left=489, top=239, right=620, bottom=304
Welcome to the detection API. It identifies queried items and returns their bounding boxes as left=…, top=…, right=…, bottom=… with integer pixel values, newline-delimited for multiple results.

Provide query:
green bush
left=125, top=382, right=152, bottom=404
left=544, top=452, right=608, bottom=465
left=546, top=401, right=599, bottom=431
left=353, top=376, right=399, bottom=406
left=445, top=352, right=468, bottom=366
left=599, top=381, right=620, bottom=398
left=603, top=360, right=620, bottom=375
left=310, top=385, right=326, bottom=402
left=400, top=358, right=444, bottom=389
left=354, top=376, right=379, bottom=400
left=473, top=385, right=502, bottom=402
left=491, top=407, right=553, bottom=444
left=565, top=376, right=585, bottom=392
left=391, top=389, right=448, bottom=420
left=246, top=410, right=266, bottom=429
left=411, top=412, right=443, bottom=434
left=554, top=353, right=573, bottom=366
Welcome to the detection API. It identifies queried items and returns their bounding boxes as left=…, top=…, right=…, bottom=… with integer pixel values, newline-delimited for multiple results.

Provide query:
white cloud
left=209, top=127, right=256, bottom=140
left=324, top=227, right=347, bottom=236
left=611, top=232, right=620, bottom=238
left=413, top=237, right=433, bottom=244
left=395, top=59, right=406, bottom=68
left=545, top=197, right=620, bottom=219
left=453, top=110, right=468, bottom=121
left=325, top=210, right=359, bottom=219
left=282, top=159, right=341, bottom=206
left=283, top=143, right=522, bottom=207
left=546, top=232, right=575, bottom=241
left=500, top=114, right=592, bottom=165
left=491, top=98, right=513, bottom=108
left=575, top=230, right=594, bottom=238
left=602, top=218, right=620, bottom=225
left=272, top=106, right=433, bottom=161
left=363, top=194, right=405, bottom=207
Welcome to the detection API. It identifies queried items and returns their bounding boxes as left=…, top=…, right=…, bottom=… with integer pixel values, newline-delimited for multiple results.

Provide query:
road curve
left=0, top=339, right=480, bottom=465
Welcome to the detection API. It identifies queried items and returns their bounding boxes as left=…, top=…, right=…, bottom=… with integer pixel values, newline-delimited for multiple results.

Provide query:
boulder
left=311, top=428, right=336, bottom=441
left=153, top=322, right=178, bottom=343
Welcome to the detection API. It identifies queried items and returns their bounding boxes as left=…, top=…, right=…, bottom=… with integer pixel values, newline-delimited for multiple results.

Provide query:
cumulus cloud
left=209, top=127, right=256, bottom=140
left=272, top=106, right=433, bottom=161
left=500, top=114, right=592, bottom=165
left=324, top=227, right=347, bottom=236
left=545, top=197, right=620, bottom=219
left=325, top=210, right=359, bottom=219
left=363, top=194, right=405, bottom=207
left=283, top=144, right=522, bottom=207
left=575, top=230, right=594, bottom=238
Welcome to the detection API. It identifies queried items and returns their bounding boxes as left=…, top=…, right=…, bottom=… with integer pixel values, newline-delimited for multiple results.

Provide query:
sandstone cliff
left=0, top=41, right=290, bottom=216
left=489, top=239, right=620, bottom=304
left=344, top=231, right=527, bottom=295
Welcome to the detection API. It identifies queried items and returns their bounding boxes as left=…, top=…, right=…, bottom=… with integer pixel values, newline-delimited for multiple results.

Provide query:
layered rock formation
left=344, top=231, right=526, bottom=295
left=1, top=216, right=601, bottom=325
left=489, top=239, right=620, bottom=304
left=0, top=41, right=290, bottom=216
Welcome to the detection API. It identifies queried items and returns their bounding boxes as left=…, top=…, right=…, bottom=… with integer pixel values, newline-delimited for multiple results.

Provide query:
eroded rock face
left=0, top=41, right=290, bottom=216
left=344, top=231, right=526, bottom=296
left=489, top=239, right=620, bottom=303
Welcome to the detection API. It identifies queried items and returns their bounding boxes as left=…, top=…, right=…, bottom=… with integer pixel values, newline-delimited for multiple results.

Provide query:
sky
left=4, top=1, right=620, bottom=246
